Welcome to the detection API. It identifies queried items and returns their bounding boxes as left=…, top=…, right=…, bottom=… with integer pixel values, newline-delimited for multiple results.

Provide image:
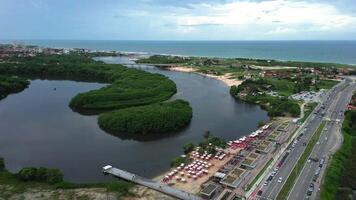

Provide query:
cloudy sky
left=1, top=0, right=356, bottom=40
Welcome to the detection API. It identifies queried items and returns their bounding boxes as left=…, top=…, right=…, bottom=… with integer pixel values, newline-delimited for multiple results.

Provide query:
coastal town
left=1, top=43, right=356, bottom=200
left=2, top=0, right=356, bottom=199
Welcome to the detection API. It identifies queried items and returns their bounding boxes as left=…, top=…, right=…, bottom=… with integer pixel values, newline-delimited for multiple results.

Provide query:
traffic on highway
left=256, top=78, right=355, bottom=200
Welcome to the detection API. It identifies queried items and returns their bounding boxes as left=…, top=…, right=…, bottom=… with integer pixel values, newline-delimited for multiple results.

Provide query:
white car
left=277, top=177, right=283, bottom=183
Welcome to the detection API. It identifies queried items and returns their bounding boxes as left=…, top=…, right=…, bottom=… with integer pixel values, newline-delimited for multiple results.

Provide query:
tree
left=203, top=131, right=212, bottom=139
left=45, top=168, right=63, bottom=184
left=0, top=157, right=5, bottom=171
left=17, top=167, right=37, bottom=181
left=257, top=121, right=265, bottom=127
left=170, top=156, right=186, bottom=167
left=183, top=143, right=195, bottom=154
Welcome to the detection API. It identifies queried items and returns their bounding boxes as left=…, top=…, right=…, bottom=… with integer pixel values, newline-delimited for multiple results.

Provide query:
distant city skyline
left=1, top=0, right=356, bottom=40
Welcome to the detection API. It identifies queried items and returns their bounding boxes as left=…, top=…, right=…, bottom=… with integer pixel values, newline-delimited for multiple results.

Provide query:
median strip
left=276, top=121, right=326, bottom=200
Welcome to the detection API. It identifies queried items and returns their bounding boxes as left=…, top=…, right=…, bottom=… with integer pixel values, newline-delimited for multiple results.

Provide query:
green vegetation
left=277, top=121, right=326, bottom=200
left=0, top=157, right=4, bottom=171
left=0, top=157, right=133, bottom=199
left=230, top=78, right=301, bottom=117
left=300, top=102, right=318, bottom=123
left=17, top=167, right=63, bottom=184
left=138, top=55, right=342, bottom=119
left=320, top=110, right=356, bottom=200
left=0, top=75, right=29, bottom=100
left=136, top=55, right=189, bottom=64
left=0, top=53, right=176, bottom=112
left=98, top=100, right=192, bottom=135
left=0, top=53, right=196, bottom=136
left=257, top=121, right=266, bottom=127
left=316, top=79, right=339, bottom=90
left=171, top=156, right=187, bottom=167
left=198, top=131, right=227, bottom=154
left=136, top=55, right=353, bottom=69
left=183, top=142, right=195, bottom=154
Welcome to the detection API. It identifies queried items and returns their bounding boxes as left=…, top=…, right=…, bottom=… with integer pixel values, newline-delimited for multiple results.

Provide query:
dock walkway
left=103, top=166, right=203, bottom=200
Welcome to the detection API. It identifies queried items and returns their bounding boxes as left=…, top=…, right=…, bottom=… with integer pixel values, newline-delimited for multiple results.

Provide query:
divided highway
left=288, top=80, right=356, bottom=200
left=257, top=79, right=355, bottom=200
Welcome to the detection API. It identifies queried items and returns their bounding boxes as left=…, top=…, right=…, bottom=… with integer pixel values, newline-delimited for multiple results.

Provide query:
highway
left=288, top=80, right=356, bottom=200
left=256, top=79, right=354, bottom=200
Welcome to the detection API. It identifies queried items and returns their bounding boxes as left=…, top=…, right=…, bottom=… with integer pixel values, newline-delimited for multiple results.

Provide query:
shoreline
left=165, top=66, right=243, bottom=87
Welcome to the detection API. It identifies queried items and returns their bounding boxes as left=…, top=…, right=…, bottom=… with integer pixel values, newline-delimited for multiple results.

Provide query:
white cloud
left=267, top=27, right=297, bottom=34
left=170, top=0, right=356, bottom=34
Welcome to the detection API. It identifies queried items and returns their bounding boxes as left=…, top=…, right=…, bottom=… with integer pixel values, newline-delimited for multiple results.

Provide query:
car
left=312, top=175, right=318, bottom=182
left=274, top=168, right=279, bottom=171
left=263, top=181, right=268, bottom=186
left=307, top=190, right=313, bottom=196
left=257, top=190, right=263, bottom=196
left=277, top=177, right=283, bottom=183
left=309, top=183, right=314, bottom=191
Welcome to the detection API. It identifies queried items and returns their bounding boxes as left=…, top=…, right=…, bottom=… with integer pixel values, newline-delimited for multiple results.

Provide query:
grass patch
left=300, top=102, right=318, bottom=123
left=0, top=170, right=133, bottom=199
left=320, top=110, right=356, bottom=200
left=277, top=121, right=326, bottom=200
left=316, top=79, right=339, bottom=90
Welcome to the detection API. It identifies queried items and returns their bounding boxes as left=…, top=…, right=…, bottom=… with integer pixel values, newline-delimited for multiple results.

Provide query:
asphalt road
left=288, top=81, right=356, bottom=200
left=257, top=79, right=354, bottom=200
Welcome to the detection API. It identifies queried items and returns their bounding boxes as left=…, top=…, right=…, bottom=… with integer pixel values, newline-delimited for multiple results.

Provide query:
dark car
left=312, top=175, right=318, bottom=182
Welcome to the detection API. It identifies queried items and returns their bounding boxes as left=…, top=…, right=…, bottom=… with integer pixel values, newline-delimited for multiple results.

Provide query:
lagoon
left=0, top=58, right=268, bottom=182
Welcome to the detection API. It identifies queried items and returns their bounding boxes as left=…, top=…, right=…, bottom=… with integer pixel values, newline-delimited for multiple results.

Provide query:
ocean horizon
left=2, top=40, right=356, bottom=65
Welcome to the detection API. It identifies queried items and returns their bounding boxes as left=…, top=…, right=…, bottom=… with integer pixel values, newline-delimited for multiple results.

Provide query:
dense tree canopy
left=98, top=100, right=192, bottom=135
left=0, top=54, right=176, bottom=112
left=0, top=53, right=195, bottom=136
left=0, top=76, right=29, bottom=100
left=17, top=167, right=63, bottom=184
left=0, top=157, right=4, bottom=171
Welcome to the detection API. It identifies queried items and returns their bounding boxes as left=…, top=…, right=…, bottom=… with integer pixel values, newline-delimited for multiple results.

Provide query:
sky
left=1, top=0, right=356, bottom=40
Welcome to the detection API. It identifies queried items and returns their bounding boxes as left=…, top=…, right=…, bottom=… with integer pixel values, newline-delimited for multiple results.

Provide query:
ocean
left=2, top=40, right=356, bottom=64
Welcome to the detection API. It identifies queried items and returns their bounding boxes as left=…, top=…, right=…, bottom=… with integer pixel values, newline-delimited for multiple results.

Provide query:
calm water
left=0, top=62, right=268, bottom=182
left=6, top=40, right=356, bottom=64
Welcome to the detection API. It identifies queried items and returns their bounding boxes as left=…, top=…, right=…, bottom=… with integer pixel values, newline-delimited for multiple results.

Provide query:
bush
left=17, top=167, right=63, bottom=184
left=171, top=156, right=186, bottom=167
left=320, top=111, right=356, bottom=200
left=98, top=100, right=192, bottom=135
left=199, top=132, right=226, bottom=154
left=0, top=157, right=5, bottom=171
left=54, top=181, right=133, bottom=197
left=183, top=143, right=195, bottom=154
left=0, top=75, right=29, bottom=100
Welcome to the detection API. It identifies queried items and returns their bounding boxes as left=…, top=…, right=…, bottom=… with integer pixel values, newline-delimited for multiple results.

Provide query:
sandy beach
left=169, top=66, right=243, bottom=87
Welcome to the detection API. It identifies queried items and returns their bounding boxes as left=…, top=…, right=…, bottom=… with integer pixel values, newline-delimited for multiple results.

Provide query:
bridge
left=103, top=166, right=203, bottom=200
